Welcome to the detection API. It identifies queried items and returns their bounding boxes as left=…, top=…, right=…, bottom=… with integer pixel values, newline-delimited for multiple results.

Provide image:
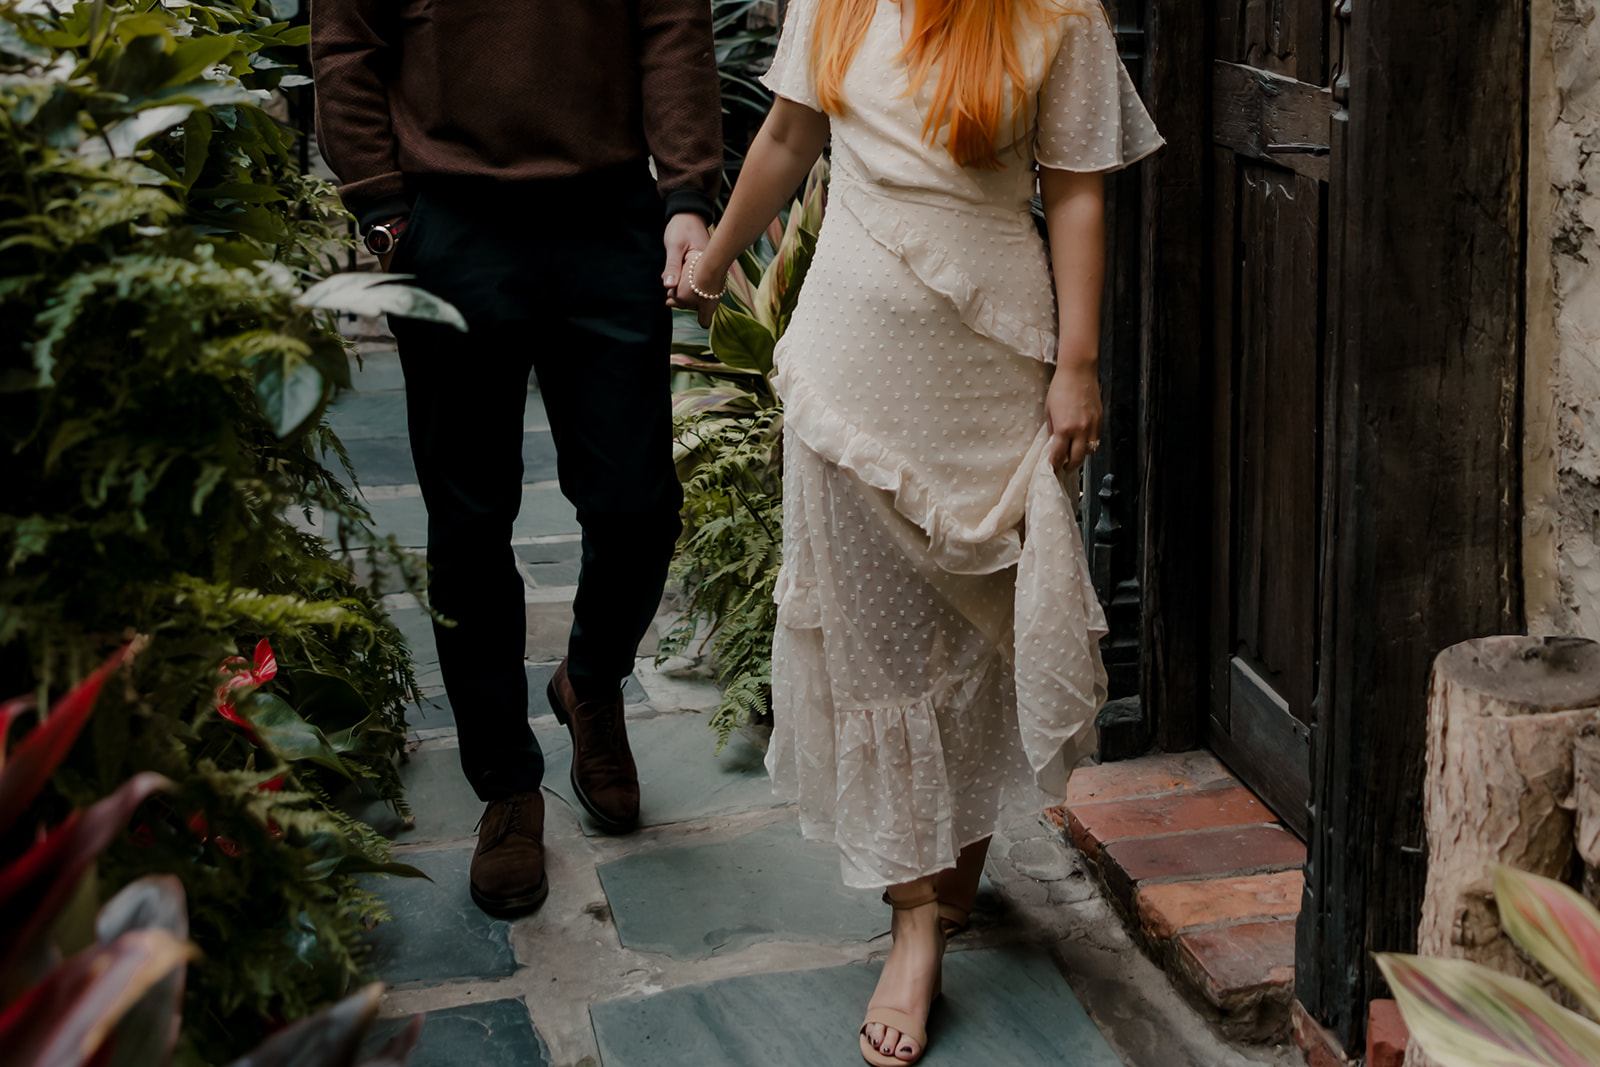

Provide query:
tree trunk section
left=1407, top=636, right=1600, bottom=1066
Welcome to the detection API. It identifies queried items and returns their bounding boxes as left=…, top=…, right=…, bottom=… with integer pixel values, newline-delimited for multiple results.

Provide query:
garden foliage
left=0, top=0, right=458, bottom=1059
left=0, top=649, right=420, bottom=1067
left=662, top=160, right=825, bottom=750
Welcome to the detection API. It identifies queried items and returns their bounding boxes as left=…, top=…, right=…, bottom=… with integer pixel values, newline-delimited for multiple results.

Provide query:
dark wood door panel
left=1215, top=0, right=1329, bottom=81
left=1231, top=163, right=1322, bottom=718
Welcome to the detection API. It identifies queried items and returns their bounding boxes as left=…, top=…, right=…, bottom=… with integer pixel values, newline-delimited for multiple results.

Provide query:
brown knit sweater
left=309, top=0, right=724, bottom=227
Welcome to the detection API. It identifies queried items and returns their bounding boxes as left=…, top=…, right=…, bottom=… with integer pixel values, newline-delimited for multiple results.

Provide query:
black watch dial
left=365, top=226, right=396, bottom=256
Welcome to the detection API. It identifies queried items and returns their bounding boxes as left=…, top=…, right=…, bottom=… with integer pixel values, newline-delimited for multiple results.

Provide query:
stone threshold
left=1051, top=750, right=1306, bottom=1044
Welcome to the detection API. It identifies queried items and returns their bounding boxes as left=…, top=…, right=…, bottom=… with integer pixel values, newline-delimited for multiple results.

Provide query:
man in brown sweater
left=311, top=0, right=722, bottom=917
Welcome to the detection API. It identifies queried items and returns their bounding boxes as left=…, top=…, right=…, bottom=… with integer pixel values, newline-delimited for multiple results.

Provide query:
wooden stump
left=1407, top=636, right=1600, bottom=1066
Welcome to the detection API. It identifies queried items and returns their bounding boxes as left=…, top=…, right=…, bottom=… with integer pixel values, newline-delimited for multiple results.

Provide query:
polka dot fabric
left=760, top=0, right=1160, bottom=888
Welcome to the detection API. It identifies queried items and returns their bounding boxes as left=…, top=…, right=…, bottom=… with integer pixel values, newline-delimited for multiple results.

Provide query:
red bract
left=214, top=638, right=278, bottom=745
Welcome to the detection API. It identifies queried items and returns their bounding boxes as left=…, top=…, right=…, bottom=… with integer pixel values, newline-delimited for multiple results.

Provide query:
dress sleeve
left=760, top=0, right=823, bottom=112
left=1035, top=4, right=1164, bottom=172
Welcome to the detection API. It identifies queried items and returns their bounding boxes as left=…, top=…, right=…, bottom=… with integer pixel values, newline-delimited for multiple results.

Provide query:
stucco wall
left=1526, top=0, right=1600, bottom=638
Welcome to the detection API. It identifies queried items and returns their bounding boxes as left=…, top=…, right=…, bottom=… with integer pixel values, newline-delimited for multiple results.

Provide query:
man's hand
left=663, top=212, right=711, bottom=304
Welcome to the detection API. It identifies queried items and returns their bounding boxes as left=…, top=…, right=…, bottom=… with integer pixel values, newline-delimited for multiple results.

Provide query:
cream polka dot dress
left=761, top=0, right=1164, bottom=888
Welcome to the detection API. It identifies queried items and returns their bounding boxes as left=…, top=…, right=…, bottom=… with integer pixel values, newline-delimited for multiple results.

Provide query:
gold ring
left=1088, top=440, right=1101, bottom=453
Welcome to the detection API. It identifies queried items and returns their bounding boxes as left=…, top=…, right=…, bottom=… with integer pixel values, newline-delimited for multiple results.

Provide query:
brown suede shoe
left=469, top=790, right=549, bottom=918
left=548, top=659, right=639, bottom=834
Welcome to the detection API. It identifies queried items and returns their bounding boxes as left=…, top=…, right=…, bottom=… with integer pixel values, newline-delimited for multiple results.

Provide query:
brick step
left=1052, top=751, right=1306, bottom=1043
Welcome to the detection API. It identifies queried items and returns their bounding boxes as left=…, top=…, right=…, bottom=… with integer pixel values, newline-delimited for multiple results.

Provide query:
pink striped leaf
left=1495, top=865, right=1600, bottom=1020
left=1376, top=951, right=1600, bottom=1067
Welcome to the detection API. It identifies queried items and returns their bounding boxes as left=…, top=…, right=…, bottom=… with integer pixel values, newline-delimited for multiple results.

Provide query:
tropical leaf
left=708, top=304, right=775, bottom=374
left=254, top=350, right=325, bottom=438
left=295, top=273, right=467, bottom=331
left=1495, top=865, right=1600, bottom=1020
left=238, top=692, right=351, bottom=777
left=0, top=646, right=129, bottom=839
left=0, top=929, right=196, bottom=1067
left=223, top=982, right=383, bottom=1067
left=0, top=773, right=173, bottom=983
left=1377, top=952, right=1600, bottom=1067
left=94, top=876, right=190, bottom=1067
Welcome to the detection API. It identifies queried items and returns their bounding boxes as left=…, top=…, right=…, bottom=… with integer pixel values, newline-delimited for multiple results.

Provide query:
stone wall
left=1525, top=0, right=1600, bottom=638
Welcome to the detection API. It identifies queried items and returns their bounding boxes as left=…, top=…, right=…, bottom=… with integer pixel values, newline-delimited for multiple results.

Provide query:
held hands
left=663, top=213, right=712, bottom=312
left=1046, top=360, right=1102, bottom=472
left=671, top=249, right=728, bottom=328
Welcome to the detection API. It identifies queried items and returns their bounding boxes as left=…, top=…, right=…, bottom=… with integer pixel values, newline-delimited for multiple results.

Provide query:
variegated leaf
left=1377, top=951, right=1600, bottom=1067
left=1495, top=865, right=1600, bottom=1020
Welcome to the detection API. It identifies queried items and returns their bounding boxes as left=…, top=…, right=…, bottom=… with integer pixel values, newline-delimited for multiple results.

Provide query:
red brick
left=1136, top=870, right=1304, bottom=939
left=1066, top=751, right=1235, bottom=806
left=1367, top=999, right=1409, bottom=1067
left=1293, top=1000, right=1353, bottom=1067
left=1175, top=919, right=1296, bottom=1009
left=1072, top=785, right=1276, bottom=851
left=1101, top=825, right=1305, bottom=909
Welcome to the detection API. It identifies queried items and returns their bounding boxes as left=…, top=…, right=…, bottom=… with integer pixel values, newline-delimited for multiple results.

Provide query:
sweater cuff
left=356, top=194, right=414, bottom=232
left=664, top=188, right=716, bottom=223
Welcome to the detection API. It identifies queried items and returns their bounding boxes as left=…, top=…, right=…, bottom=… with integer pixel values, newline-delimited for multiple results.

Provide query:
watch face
left=365, top=227, right=395, bottom=256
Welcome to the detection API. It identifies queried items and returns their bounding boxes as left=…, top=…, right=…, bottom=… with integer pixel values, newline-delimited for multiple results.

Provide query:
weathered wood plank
left=1295, top=0, right=1527, bottom=1046
left=1213, top=61, right=1336, bottom=183
left=1140, top=0, right=1212, bottom=752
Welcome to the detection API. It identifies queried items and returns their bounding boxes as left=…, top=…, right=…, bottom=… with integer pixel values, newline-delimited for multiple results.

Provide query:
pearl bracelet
left=685, top=251, right=726, bottom=301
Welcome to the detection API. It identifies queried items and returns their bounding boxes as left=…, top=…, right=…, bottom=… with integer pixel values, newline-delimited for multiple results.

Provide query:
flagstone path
left=323, top=326, right=1303, bottom=1067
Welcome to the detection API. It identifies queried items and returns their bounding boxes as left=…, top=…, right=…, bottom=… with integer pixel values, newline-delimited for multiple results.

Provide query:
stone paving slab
left=589, top=943, right=1124, bottom=1067
left=363, top=484, right=577, bottom=549
left=596, top=819, right=882, bottom=959
left=329, top=387, right=548, bottom=438
left=535, top=713, right=780, bottom=836
left=362, top=848, right=517, bottom=987
left=366, top=997, right=551, bottom=1067
left=334, top=431, right=561, bottom=491
left=514, top=540, right=583, bottom=586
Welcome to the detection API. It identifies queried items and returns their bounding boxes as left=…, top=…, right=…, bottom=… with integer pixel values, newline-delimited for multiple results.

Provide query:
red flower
left=214, top=638, right=277, bottom=744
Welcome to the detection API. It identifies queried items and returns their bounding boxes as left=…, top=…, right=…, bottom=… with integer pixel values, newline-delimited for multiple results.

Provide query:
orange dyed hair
left=811, top=0, right=1068, bottom=169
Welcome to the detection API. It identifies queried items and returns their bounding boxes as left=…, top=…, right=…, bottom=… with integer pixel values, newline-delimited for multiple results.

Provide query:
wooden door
left=1205, top=0, right=1342, bottom=838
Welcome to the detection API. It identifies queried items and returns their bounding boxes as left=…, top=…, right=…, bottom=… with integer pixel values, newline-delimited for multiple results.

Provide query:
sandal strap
left=937, top=901, right=970, bottom=934
left=860, top=1007, right=927, bottom=1048
left=880, top=886, right=939, bottom=910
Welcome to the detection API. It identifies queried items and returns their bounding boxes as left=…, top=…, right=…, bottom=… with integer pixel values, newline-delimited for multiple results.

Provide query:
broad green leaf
left=238, top=692, right=351, bottom=777
left=192, top=181, right=287, bottom=203
left=1496, top=865, right=1600, bottom=1019
left=295, top=273, right=467, bottom=331
left=1377, top=952, right=1600, bottom=1067
left=158, top=35, right=238, bottom=88
left=287, top=670, right=371, bottom=734
left=253, top=351, right=324, bottom=438
left=79, top=104, right=192, bottom=159
left=709, top=304, right=775, bottom=374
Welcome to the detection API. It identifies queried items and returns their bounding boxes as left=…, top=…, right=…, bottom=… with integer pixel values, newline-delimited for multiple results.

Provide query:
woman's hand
left=1046, top=360, right=1102, bottom=471
left=672, top=249, right=729, bottom=328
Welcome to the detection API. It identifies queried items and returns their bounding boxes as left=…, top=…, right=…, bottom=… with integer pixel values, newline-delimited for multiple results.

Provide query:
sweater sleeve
left=309, top=0, right=411, bottom=228
left=638, top=0, right=725, bottom=221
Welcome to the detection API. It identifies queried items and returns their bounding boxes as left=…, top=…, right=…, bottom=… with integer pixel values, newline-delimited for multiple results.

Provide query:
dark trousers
left=388, top=166, right=683, bottom=802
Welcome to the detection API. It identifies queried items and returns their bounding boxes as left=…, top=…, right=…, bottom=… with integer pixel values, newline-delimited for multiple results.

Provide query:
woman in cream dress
left=673, top=0, right=1161, bottom=1060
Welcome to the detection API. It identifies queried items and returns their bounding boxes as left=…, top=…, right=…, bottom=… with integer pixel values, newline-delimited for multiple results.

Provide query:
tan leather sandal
left=860, top=886, right=944, bottom=1066
left=885, top=888, right=969, bottom=938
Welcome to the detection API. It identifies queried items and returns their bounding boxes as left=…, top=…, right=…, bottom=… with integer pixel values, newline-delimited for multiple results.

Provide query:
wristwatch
left=364, top=217, right=409, bottom=256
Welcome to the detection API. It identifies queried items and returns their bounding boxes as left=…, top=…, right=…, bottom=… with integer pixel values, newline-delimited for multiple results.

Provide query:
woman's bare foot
left=862, top=877, right=944, bottom=1062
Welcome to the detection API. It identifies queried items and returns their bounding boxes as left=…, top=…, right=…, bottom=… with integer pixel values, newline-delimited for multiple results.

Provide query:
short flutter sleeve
left=759, top=0, right=823, bottom=111
left=1035, top=5, right=1164, bottom=172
